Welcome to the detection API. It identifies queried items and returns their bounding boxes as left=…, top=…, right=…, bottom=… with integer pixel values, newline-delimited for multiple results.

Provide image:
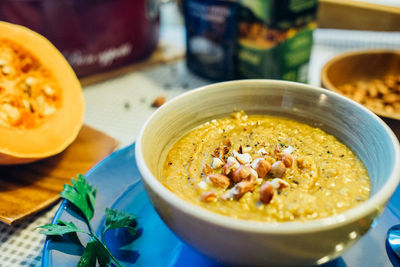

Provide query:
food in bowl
left=337, top=74, right=400, bottom=114
left=162, top=111, right=370, bottom=222
left=136, top=80, right=400, bottom=266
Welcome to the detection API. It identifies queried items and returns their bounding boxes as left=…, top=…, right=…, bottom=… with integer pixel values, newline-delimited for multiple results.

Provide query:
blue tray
left=42, top=144, right=400, bottom=267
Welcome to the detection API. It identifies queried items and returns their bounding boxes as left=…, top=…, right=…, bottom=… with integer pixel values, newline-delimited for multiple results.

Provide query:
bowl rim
left=135, top=79, right=400, bottom=234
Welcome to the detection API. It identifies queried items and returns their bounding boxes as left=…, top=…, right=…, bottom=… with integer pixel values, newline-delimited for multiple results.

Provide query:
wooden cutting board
left=0, top=125, right=118, bottom=225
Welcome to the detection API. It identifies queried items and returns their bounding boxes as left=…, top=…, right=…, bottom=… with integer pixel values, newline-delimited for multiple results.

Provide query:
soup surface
left=162, top=112, right=370, bottom=222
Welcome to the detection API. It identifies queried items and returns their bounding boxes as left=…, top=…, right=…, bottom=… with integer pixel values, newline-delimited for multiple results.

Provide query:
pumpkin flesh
left=0, top=22, right=84, bottom=164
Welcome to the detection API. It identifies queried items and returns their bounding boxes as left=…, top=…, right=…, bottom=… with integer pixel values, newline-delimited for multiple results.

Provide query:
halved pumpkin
left=0, top=21, right=84, bottom=164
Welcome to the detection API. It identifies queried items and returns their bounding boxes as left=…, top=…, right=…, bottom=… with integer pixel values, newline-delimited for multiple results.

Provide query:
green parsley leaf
left=37, top=220, right=88, bottom=236
left=78, top=237, right=110, bottom=267
left=60, top=174, right=97, bottom=222
left=39, top=174, right=139, bottom=267
left=105, top=208, right=138, bottom=232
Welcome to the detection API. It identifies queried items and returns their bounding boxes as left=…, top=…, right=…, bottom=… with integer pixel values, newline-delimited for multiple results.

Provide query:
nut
left=202, top=164, right=213, bottom=176
left=251, top=158, right=271, bottom=178
left=214, top=146, right=229, bottom=159
left=259, top=182, right=274, bottom=204
left=269, top=178, right=289, bottom=190
left=257, top=147, right=267, bottom=155
left=270, top=161, right=286, bottom=178
left=232, top=181, right=255, bottom=200
left=297, top=156, right=314, bottom=169
left=242, top=146, right=252, bottom=153
left=223, top=138, right=232, bottom=147
left=248, top=168, right=258, bottom=183
left=207, top=174, right=230, bottom=189
left=233, top=150, right=252, bottom=164
left=281, top=153, right=293, bottom=168
left=222, top=159, right=239, bottom=176
left=231, top=165, right=253, bottom=183
left=196, top=181, right=208, bottom=190
left=337, top=75, right=400, bottom=116
left=212, top=157, right=224, bottom=169
left=200, top=192, right=217, bottom=202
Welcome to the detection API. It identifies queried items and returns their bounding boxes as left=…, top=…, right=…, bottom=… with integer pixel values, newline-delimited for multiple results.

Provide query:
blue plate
left=42, top=144, right=400, bottom=267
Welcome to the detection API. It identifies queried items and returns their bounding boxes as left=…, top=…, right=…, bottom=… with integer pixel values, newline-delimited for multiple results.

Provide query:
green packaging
left=237, top=0, right=318, bottom=82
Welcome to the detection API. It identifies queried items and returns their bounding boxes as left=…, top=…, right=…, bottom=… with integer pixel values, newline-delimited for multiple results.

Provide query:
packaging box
left=183, top=0, right=239, bottom=81
left=237, top=0, right=317, bottom=82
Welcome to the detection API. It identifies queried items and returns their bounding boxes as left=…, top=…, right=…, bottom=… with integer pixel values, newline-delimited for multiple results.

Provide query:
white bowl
left=135, top=80, right=400, bottom=266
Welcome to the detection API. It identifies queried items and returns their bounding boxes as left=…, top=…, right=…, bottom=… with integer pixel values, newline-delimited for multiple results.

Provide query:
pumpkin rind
left=0, top=21, right=85, bottom=164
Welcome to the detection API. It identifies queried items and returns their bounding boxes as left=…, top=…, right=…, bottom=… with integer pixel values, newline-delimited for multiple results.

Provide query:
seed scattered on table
left=151, top=96, right=166, bottom=108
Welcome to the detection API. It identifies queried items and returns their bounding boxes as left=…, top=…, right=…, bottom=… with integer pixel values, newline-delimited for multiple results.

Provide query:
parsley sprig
left=38, top=174, right=138, bottom=267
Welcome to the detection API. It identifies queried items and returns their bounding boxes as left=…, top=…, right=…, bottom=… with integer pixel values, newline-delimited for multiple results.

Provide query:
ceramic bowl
left=135, top=80, right=400, bottom=266
left=321, top=49, right=400, bottom=120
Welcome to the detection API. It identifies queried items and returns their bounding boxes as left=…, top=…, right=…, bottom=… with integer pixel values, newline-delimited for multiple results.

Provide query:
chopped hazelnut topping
left=232, top=181, right=255, bottom=200
left=200, top=192, right=217, bottom=202
left=233, top=150, right=252, bottom=164
left=282, top=153, right=293, bottom=168
left=242, top=146, right=252, bottom=153
left=202, top=164, right=213, bottom=176
left=282, top=145, right=294, bottom=154
left=269, top=178, right=289, bottom=190
left=223, top=181, right=255, bottom=200
left=297, top=156, right=314, bottom=169
left=212, top=157, right=224, bottom=169
left=270, top=161, right=286, bottom=178
left=207, top=174, right=230, bottom=189
left=227, top=156, right=240, bottom=165
left=257, top=147, right=267, bottom=155
left=222, top=160, right=239, bottom=176
left=251, top=158, right=271, bottom=178
left=231, top=165, right=254, bottom=183
left=223, top=138, right=232, bottom=147
left=260, top=182, right=274, bottom=204
left=197, top=181, right=208, bottom=190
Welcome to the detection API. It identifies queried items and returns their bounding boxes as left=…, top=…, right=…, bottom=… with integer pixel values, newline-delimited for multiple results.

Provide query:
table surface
left=1, top=5, right=400, bottom=267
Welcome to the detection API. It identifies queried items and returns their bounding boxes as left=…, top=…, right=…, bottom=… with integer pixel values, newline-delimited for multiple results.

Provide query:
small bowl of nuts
left=321, top=49, right=400, bottom=120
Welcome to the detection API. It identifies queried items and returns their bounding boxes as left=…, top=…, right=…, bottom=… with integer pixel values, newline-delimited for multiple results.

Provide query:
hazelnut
left=270, top=161, right=286, bottom=178
left=231, top=165, right=253, bottom=183
left=200, top=192, right=217, bottom=202
left=233, top=150, right=252, bottom=164
left=251, top=158, right=271, bottom=178
left=202, top=164, right=213, bottom=176
left=222, top=160, right=239, bottom=176
left=207, top=174, right=230, bottom=189
left=260, top=182, right=274, bottom=204
left=269, top=178, right=289, bottom=190
left=232, top=181, right=255, bottom=200
left=281, top=153, right=293, bottom=168
left=212, top=157, right=224, bottom=169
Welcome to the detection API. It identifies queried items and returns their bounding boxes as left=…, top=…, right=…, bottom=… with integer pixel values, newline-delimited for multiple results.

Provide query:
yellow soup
left=162, top=112, right=370, bottom=222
